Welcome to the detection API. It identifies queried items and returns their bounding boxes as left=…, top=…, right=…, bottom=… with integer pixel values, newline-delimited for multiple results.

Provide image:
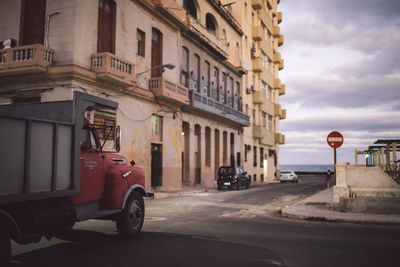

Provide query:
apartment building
left=225, top=0, right=286, bottom=183
left=0, top=0, right=253, bottom=191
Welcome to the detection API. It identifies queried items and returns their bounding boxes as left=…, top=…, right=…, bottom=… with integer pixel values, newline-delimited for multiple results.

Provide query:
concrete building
left=0, top=0, right=283, bottom=191
left=225, top=0, right=286, bottom=183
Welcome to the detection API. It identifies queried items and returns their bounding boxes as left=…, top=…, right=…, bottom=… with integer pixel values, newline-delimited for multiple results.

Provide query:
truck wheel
left=116, top=191, right=145, bottom=238
left=0, top=227, right=11, bottom=266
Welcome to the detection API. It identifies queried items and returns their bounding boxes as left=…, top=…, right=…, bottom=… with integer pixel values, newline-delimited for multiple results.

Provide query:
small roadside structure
left=333, top=139, right=400, bottom=214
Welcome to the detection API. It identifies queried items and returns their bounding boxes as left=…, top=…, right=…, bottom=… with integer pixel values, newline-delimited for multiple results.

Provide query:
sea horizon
left=280, top=164, right=334, bottom=172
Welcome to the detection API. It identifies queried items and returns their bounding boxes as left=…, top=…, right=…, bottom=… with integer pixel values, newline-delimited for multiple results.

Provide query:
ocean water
left=280, top=164, right=334, bottom=172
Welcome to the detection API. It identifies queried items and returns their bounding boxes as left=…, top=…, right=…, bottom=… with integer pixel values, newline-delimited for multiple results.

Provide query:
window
left=252, top=109, right=256, bottom=124
left=206, top=13, right=218, bottom=36
left=268, top=115, right=273, bottom=132
left=181, top=46, right=189, bottom=87
left=20, top=0, right=46, bottom=45
left=260, top=147, right=264, bottom=168
left=261, top=52, right=266, bottom=67
left=205, top=127, right=211, bottom=167
left=244, top=145, right=248, bottom=162
left=213, top=67, right=219, bottom=101
left=268, top=86, right=272, bottom=100
left=194, top=54, right=201, bottom=92
left=151, top=115, right=162, bottom=136
left=97, top=0, right=116, bottom=53
left=253, top=174, right=257, bottom=182
left=253, top=146, right=257, bottom=167
left=262, top=112, right=267, bottom=128
left=183, top=0, right=198, bottom=20
left=137, top=29, right=145, bottom=57
left=261, top=174, right=264, bottom=182
left=262, top=81, right=267, bottom=98
left=205, top=60, right=210, bottom=97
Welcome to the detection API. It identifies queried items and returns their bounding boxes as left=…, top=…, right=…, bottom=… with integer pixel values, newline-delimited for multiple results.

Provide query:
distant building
left=226, top=0, right=286, bottom=182
left=0, top=0, right=284, bottom=191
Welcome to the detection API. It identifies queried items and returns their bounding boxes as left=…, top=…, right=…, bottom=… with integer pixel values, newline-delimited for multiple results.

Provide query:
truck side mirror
left=115, top=126, right=121, bottom=152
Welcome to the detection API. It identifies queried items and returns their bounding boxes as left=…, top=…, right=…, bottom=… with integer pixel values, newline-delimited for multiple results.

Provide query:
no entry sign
left=327, top=131, right=344, bottom=148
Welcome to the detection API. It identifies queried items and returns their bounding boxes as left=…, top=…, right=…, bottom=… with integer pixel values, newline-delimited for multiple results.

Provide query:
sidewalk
left=281, top=187, right=400, bottom=225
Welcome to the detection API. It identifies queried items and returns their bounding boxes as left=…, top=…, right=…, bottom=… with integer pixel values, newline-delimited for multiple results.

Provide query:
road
left=11, top=175, right=400, bottom=267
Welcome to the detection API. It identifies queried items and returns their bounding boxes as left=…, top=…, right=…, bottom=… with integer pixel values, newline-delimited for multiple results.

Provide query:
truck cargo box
left=0, top=92, right=118, bottom=204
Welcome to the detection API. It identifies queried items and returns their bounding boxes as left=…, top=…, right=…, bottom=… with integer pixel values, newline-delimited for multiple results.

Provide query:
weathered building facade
left=0, top=0, right=283, bottom=191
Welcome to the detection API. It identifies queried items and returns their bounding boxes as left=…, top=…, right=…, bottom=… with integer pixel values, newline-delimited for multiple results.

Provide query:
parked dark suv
left=217, top=166, right=250, bottom=190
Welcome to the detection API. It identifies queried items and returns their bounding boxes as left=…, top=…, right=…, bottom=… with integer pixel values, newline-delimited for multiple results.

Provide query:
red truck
left=0, top=92, right=147, bottom=265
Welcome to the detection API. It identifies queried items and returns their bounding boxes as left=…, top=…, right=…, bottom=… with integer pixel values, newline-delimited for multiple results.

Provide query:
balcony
left=274, top=78, right=281, bottom=90
left=254, top=126, right=275, bottom=145
left=149, top=77, right=190, bottom=106
left=279, top=59, right=284, bottom=70
left=190, top=91, right=250, bottom=127
left=281, top=109, right=287, bottom=120
left=90, top=52, right=135, bottom=87
left=252, top=90, right=264, bottom=104
left=251, top=0, right=263, bottom=10
left=252, top=57, right=263, bottom=73
left=273, top=51, right=282, bottom=64
left=275, top=12, right=283, bottom=24
left=279, top=84, right=286, bottom=96
left=185, top=15, right=228, bottom=60
left=253, top=125, right=267, bottom=139
left=278, top=34, right=284, bottom=46
left=252, top=26, right=263, bottom=41
left=0, top=44, right=54, bottom=76
left=237, top=60, right=248, bottom=75
left=275, top=133, right=285, bottom=145
left=273, top=26, right=281, bottom=37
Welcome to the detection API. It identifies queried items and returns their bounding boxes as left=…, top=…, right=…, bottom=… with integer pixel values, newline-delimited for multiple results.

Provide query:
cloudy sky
left=278, top=0, right=400, bottom=164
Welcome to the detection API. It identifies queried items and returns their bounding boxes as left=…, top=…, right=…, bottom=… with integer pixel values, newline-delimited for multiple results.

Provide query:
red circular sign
left=327, top=131, right=344, bottom=148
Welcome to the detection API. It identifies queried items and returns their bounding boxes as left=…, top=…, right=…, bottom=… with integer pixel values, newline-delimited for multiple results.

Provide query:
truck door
left=70, top=128, right=106, bottom=204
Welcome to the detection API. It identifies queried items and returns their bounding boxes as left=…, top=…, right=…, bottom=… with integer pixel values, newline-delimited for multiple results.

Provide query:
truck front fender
left=120, top=185, right=147, bottom=210
left=0, top=210, right=21, bottom=242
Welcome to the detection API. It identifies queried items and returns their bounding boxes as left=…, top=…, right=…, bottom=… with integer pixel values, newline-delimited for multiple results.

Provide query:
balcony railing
left=186, top=15, right=228, bottom=60
left=252, top=26, right=263, bottom=41
left=0, top=44, right=54, bottom=76
left=252, top=90, right=264, bottom=104
left=260, top=39, right=273, bottom=59
left=278, top=34, right=284, bottom=46
left=254, top=126, right=275, bottom=145
left=149, top=77, right=190, bottom=105
left=90, top=52, right=135, bottom=87
left=281, top=109, right=287, bottom=120
left=253, top=125, right=267, bottom=139
left=274, top=78, right=281, bottom=90
left=275, top=133, right=285, bottom=145
left=251, top=0, right=263, bottom=9
left=191, top=91, right=250, bottom=127
left=279, top=84, right=286, bottom=96
left=252, top=57, right=263, bottom=72
left=273, top=52, right=282, bottom=64
left=279, top=59, right=284, bottom=70
left=275, top=12, right=283, bottom=24
left=273, top=26, right=281, bottom=37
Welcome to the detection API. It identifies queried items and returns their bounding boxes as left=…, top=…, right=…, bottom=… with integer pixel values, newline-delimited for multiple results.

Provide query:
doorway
left=151, top=143, right=162, bottom=187
left=20, top=0, right=46, bottom=45
left=97, top=0, right=116, bottom=53
left=151, top=28, right=163, bottom=78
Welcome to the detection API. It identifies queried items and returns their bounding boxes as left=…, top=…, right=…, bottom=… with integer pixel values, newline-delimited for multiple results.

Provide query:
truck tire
left=0, top=227, right=11, bottom=266
left=116, top=191, right=145, bottom=238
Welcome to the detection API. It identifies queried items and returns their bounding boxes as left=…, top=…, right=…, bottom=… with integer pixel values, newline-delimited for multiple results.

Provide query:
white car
left=280, top=170, right=299, bottom=183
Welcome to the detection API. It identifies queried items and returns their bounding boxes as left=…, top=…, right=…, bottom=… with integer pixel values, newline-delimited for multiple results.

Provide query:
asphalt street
left=11, top=175, right=400, bottom=267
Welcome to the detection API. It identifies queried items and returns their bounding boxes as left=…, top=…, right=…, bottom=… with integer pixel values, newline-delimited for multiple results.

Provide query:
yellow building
left=225, top=0, right=286, bottom=183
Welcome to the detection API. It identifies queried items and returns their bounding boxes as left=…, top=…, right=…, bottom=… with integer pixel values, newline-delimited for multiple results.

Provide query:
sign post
left=327, top=131, right=344, bottom=171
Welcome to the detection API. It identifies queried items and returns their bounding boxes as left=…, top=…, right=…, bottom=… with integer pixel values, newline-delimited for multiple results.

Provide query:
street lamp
left=136, top=63, right=175, bottom=77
